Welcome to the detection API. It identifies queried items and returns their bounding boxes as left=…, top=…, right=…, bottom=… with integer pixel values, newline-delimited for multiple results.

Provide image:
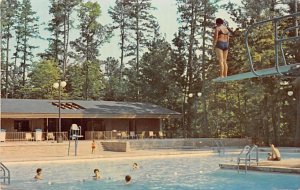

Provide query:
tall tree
left=139, top=34, right=176, bottom=106
left=65, top=61, right=105, bottom=100
left=176, top=0, right=217, bottom=137
left=0, top=0, right=18, bottom=98
left=108, top=0, right=131, bottom=83
left=101, top=57, right=126, bottom=101
left=15, top=0, right=39, bottom=87
left=124, top=0, right=158, bottom=100
left=70, top=1, right=111, bottom=100
left=43, top=0, right=79, bottom=76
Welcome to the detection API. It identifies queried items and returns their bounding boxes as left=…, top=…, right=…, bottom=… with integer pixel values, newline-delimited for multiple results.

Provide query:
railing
left=237, top=145, right=259, bottom=173
left=85, top=131, right=166, bottom=140
left=1, top=131, right=168, bottom=141
left=0, top=162, right=10, bottom=185
left=245, top=12, right=300, bottom=76
left=2, top=132, right=68, bottom=141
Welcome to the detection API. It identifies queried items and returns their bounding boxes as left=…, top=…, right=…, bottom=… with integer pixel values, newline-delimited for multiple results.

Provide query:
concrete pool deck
left=219, top=147, right=300, bottom=174
left=0, top=141, right=218, bottom=163
left=219, top=159, right=300, bottom=174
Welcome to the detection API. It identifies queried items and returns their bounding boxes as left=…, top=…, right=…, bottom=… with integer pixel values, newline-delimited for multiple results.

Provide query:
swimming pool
left=3, top=153, right=300, bottom=190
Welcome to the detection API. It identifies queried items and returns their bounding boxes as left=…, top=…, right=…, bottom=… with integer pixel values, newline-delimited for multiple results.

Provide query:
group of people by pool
left=34, top=162, right=140, bottom=184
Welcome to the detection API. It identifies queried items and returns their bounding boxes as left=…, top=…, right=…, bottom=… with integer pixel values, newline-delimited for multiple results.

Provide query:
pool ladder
left=237, top=145, right=259, bottom=173
left=213, top=140, right=225, bottom=156
left=0, top=162, right=10, bottom=185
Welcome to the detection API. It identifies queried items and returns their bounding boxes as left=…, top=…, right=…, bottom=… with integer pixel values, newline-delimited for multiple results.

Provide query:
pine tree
left=124, top=0, right=158, bottom=100
left=15, top=0, right=39, bottom=87
left=176, top=0, right=217, bottom=137
left=43, top=0, right=79, bottom=76
left=70, top=1, right=110, bottom=100
left=0, top=0, right=18, bottom=98
left=108, top=0, right=131, bottom=83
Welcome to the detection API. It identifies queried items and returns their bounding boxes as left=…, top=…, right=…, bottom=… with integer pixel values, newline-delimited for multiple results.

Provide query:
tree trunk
left=5, top=25, right=10, bottom=98
left=294, top=77, right=300, bottom=146
left=201, top=0, right=209, bottom=136
left=136, top=3, right=140, bottom=101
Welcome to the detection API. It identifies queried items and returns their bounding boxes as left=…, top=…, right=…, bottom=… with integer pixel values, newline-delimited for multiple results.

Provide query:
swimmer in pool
left=132, top=162, right=139, bottom=170
left=93, top=168, right=101, bottom=179
left=34, top=168, right=43, bottom=180
left=125, top=175, right=131, bottom=184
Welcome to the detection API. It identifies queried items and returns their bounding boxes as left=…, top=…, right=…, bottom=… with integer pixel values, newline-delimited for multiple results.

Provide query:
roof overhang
left=1, top=113, right=181, bottom=119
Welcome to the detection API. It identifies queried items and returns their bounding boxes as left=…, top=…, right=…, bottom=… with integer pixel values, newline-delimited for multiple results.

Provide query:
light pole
left=53, top=80, right=67, bottom=143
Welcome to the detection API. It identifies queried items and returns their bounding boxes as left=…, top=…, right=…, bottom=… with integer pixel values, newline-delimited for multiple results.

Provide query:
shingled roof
left=1, top=99, right=181, bottom=119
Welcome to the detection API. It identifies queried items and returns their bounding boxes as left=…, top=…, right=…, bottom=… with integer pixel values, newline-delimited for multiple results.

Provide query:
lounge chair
left=137, top=131, right=145, bottom=139
left=25, top=132, right=34, bottom=141
left=149, top=131, right=155, bottom=138
left=129, top=131, right=137, bottom=139
left=47, top=132, right=55, bottom=140
left=158, top=131, right=165, bottom=139
left=117, top=132, right=122, bottom=139
left=121, top=131, right=129, bottom=139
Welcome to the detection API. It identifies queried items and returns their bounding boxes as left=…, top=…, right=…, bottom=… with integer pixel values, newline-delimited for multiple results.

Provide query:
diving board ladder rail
left=237, top=145, right=259, bottom=173
left=245, top=12, right=300, bottom=77
left=0, top=162, right=10, bottom=185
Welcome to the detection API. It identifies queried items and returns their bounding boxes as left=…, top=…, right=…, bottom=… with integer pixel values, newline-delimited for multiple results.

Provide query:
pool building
left=0, top=99, right=180, bottom=141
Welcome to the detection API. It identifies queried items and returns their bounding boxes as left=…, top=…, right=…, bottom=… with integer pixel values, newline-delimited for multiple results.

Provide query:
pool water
left=3, top=153, right=300, bottom=190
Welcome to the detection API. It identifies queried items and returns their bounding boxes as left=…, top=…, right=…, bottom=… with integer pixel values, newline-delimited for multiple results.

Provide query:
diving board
left=213, top=12, right=300, bottom=83
left=213, top=63, right=300, bottom=82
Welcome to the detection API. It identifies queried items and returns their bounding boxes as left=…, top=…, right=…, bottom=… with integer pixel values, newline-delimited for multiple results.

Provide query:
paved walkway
left=0, top=141, right=215, bottom=163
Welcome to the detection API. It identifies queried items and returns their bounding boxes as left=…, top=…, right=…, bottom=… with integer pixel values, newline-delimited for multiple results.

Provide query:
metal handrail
left=213, top=140, right=225, bottom=155
left=237, top=145, right=259, bottom=173
left=0, top=162, right=10, bottom=185
left=245, top=12, right=300, bottom=76
left=279, top=25, right=300, bottom=66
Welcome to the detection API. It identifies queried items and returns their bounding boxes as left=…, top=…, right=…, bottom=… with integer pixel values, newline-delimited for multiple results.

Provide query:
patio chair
left=25, top=132, right=34, bottom=141
left=129, top=131, right=137, bottom=139
left=117, top=132, right=122, bottom=139
left=149, top=131, right=155, bottom=138
left=137, top=131, right=145, bottom=139
left=121, top=131, right=129, bottom=139
left=47, top=132, right=55, bottom=140
left=158, top=131, right=165, bottom=139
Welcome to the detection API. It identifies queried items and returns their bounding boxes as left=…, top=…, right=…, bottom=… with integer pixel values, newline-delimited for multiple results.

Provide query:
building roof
left=1, top=99, right=181, bottom=119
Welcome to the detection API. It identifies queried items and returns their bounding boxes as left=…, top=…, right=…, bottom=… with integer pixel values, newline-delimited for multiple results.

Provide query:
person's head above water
left=125, top=175, right=131, bottom=183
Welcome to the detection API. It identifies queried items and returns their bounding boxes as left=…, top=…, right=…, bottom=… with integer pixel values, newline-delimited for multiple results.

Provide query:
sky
left=30, top=0, right=239, bottom=61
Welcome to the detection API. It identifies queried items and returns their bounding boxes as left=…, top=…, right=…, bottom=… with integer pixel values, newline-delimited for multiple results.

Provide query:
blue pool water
left=3, top=153, right=300, bottom=190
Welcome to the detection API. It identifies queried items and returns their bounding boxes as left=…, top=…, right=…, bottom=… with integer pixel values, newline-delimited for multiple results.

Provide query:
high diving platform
left=213, top=12, right=300, bottom=82
left=213, top=63, right=300, bottom=82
